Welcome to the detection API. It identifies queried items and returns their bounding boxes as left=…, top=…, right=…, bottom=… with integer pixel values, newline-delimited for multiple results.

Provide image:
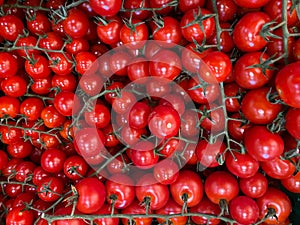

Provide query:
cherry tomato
left=37, top=177, right=64, bottom=202
left=75, top=177, right=106, bottom=214
left=135, top=173, right=169, bottom=210
left=106, top=173, right=135, bottom=209
left=244, top=126, right=284, bottom=162
left=239, top=172, right=268, bottom=198
left=256, top=188, right=292, bottom=224
left=281, top=171, right=300, bottom=193
left=0, top=52, right=18, bottom=79
left=275, top=62, right=300, bottom=108
left=90, top=0, right=122, bottom=17
left=233, top=12, right=271, bottom=52
left=170, top=170, right=203, bottom=207
left=180, top=8, right=215, bottom=43
left=229, top=196, right=259, bottom=224
left=153, top=159, right=179, bottom=185
left=0, top=15, right=24, bottom=41
left=261, top=157, right=296, bottom=179
left=6, top=206, right=34, bottom=225
left=204, top=171, right=239, bottom=204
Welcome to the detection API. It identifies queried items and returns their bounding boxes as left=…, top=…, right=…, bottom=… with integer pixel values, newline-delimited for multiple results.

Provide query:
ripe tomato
left=198, top=104, right=225, bottom=132
left=155, top=198, right=188, bottom=225
left=148, top=105, right=180, bottom=139
left=0, top=150, right=8, bottom=170
left=63, top=9, right=89, bottom=39
left=190, top=196, right=221, bottom=225
left=149, top=49, right=182, bottom=80
left=52, top=73, right=77, bottom=92
left=275, top=62, right=300, bottom=108
left=1, top=75, right=27, bottom=97
left=96, top=16, right=122, bottom=45
left=90, top=0, right=122, bottom=17
left=0, top=15, right=24, bottom=41
left=93, top=204, right=119, bottom=225
left=19, top=97, right=44, bottom=121
left=0, top=52, right=18, bottom=79
left=256, top=188, right=292, bottom=224
left=75, top=51, right=98, bottom=75
left=135, top=173, right=169, bottom=210
left=261, top=157, right=296, bottom=179
left=153, top=159, right=179, bottom=185
left=0, top=96, right=20, bottom=118
left=180, top=8, right=215, bottom=43
left=285, top=108, right=300, bottom=140
left=178, top=0, right=205, bottom=12
left=15, top=35, right=39, bottom=58
left=53, top=206, right=86, bottom=225
left=6, top=206, right=34, bottom=225
left=121, top=200, right=153, bottom=225
left=204, top=171, right=239, bottom=204
left=53, top=91, right=80, bottom=117
left=26, top=11, right=51, bottom=35
left=30, top=76, right=52, bottom=95
left=281, top=171, right=300, bottom=193
left=15, top=161, right=36, bottom=182
left=75, top=177, right=106, bottom=214
left=233, top=51, right=274, bottom=89
left=233, top=0, right=270, bottom=8
left=170, top=170, right=203, bottom=207
left=74, top=127, right=106, bottom=158
left=105, top=173, right=135, bottom=209
left=63, top=155, right=88, bottom=180
left=233, top=12, right=271, bottom=52
left=37, top=177, right=64, bottom=202
left=129, top=141, right=159, bottom=169
left=41, top=148, right=66, bottom=173
left=25, top=55, right=51, bottom=79
left=244, top=126, right=284, bottom=162
left=120, top=19, right=148, bottom=49
left=84, top=103, right=111, bottom=129
left=40, top=105, right=66, bottom=128
left=241, top=87, right=283, bottom=124
left=38, top=32, right=64, bottom=50
left=239, top=172, right=268, bottom=198
left=128, top=101, right=151, bottom=130
left=226, top=152, right=259, bottom=178
left=229, top=196, right=259, bottom=224
left=202, top=51, right=232, bottom=83
left=151, top=17, right=182, bottom=46
left=205, top=0, right=237, bottom=22
left=49, top=52, right=73, bottom=76
left=196, top=139, right=226, bottom=168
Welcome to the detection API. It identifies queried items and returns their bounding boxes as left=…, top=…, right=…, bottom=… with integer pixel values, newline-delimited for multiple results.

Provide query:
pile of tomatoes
left=0, top=0, right=299, bottom=224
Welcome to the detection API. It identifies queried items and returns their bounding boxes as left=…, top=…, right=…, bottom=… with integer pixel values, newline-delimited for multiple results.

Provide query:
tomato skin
left=281, top=171, right=300, bottom=193
left=93, top=203, right=119, bottom=225
left=233, top=52, right=274, bottom=89
left=105, top=174, right=135, bottom=209
left=75, top=51, right=98, bottom=75
left=0, top=150, right=8, bottom=170
left=226, top=152, right=259, bottom=178
left=148, top=105, right=181, bottom=139
left=129, top=101, right=151, bottom=130
left=135, top=173, right=170, bottom=210
left=96, top=16, right=122, bottom=45
left=204, top=171, right=239, bottom=204
left=90, top=0, right=122, bottom=17
left=261, top=157, right=295, bottom=179
left=120, top=19, right=149, bottom=49
left=180, top=8, right=215, bottom=43
left=0, top=15, right=24, bottom=41
left=25, top=55, right=51, bottom=79
left=1, top=75, right=27, bottom=97
left=20, top=97, right=44, bottom=121
left=240, top=172, right=268, bottom=198
left=122, top=0, right=151, bottom=20
left=275, top=62, right=300, bottom=108
left=196, top=139, right=226, bottom=168
left=264, top=0, right=298, bottom=27
left=170, top=170, right=203, bottom=207
left=15, top=161, right=36, bottom=182
left=84, top=103, right=111, bottom=129
left=39, top=32, right=64, bottom=50
left=229, top=196, right=259, bottom=225
left=63, top=9, right=89, bottom=39
left=54, top=91, right=80, bottom=117
left=233, top=12, right=270, bottom=52
left=37, top=177, right=64, bottom=202
left=205, top=0, right=237, bottom=22
left=244, top=126, right=284, bottom=162
left=52, top=73, right=77, bottom=92
left=149, top=49, right=182, bottom=81
left=41, top=148, right=66, bottom=173
left=0, top=52, right=18, bottom=78
left=151, top=17, right=182, bottom=46
left=40, top=105, right=66, bottom=129
left=241, top=87, right=283, bottom=124
left=155, top=198, right=188, bottom=225
left=75, top=177, right=106, bottom=214
left=178, top=0, right=205, bottom=13
left=190, top=196, right=221, bottom=225
left=6, top=206, right=34, bottom=225
left=26, top=11, right=51, bottom=35
left=153, top=159, right=179, bottom=185
left=233, top=0, right=270, bottom=8
left=63, top=155, right=88, bottom=180
left=202, top=51, right=232, bottom=83
left=285, top=108, right=300, bottom=140
left=74, top=128, right=106, bottom=158
left=0, top=96, right=20, bottom=118
left=121, top=200, right=153, bottom=225
left=49, top=52, right=73, bottom=76
left=256, top=188, right=292, bottom=224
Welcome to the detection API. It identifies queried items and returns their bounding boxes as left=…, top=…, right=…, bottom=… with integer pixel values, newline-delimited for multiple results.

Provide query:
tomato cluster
left=0, top=0, right=299, bottom=225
